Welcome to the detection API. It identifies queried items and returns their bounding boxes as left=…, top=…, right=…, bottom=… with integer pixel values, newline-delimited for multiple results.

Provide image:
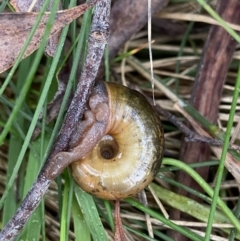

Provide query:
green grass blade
left=1, top=57, right=33, bottom=225
left=0, top=0, right=61, bottom=144
left=125, top=197, right=204, bottom=241
left=0, top=0, right=8, bottom=12
left=103, top=200, right=114, bottom=231
left=0, top=0, right=66, bottom=209
left=72, top=195, right=91, bottom=241
left=20, top=140, right=46, bottom=240
left=205, top=62, right=240, bottom=240
left=196, top=0, right=240, bottom=43
left=60, top=170, right=73, bottom=241
left=0, top=0, right=52, bottom=97
left=74, top=186, right=108, bottom=241
left=162, top=158, right=240, bottom=233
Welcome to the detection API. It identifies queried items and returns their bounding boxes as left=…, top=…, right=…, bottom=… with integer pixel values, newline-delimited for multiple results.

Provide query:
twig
left=0, top=1, right=110, bottom=240
left=114, top=200, right=126, bottom=241
left=138, top=190, right=154, bottom=238
left=145, top=96, right=231, bottom=149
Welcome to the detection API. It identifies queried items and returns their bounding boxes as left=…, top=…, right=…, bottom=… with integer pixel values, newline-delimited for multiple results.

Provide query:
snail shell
left=71, top=82, right=164, bottom=200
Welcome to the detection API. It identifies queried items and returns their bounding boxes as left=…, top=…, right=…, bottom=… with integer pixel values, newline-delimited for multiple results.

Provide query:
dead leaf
left=11, top=0, right=53, bottom=12
left=10, top=0, right=63, bottom=56
left=0, top=0, right=98, bottom=73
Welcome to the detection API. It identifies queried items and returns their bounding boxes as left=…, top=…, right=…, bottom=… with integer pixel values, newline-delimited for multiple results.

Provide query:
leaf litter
left=10, top=0, right=63, bottom=57
left=0, top=0, right=98, bottom=73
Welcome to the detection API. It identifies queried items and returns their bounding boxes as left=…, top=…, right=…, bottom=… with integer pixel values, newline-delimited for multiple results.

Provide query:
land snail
left=69, top=81, right=164, bottom=200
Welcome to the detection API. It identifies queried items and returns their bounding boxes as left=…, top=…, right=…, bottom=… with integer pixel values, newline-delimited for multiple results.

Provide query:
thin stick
left=0, top=1, right=110, bottom=240
left=138, top=190, right=154, bottom=238
left=114, top=200, right=126, bottom=241
left=148, top=0, right=155, bottom=105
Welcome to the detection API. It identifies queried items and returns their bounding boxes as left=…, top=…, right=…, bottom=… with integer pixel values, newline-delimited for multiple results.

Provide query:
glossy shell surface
left=71, top=82, right=164, bottom=200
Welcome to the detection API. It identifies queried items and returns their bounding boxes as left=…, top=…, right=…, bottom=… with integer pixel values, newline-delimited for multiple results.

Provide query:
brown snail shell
left=71, top=82, right=164, bottom=200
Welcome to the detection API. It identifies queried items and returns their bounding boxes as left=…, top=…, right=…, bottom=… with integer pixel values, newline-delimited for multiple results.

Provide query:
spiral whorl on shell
left=71, top=82, right=164, bottom=200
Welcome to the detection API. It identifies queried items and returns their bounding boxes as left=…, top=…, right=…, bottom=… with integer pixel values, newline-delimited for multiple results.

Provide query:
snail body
left=71, top=82, right=164, bottom=200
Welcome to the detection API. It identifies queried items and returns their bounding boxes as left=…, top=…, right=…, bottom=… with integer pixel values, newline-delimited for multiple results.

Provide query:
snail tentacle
left=46, top=82, right=110, bottom=179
